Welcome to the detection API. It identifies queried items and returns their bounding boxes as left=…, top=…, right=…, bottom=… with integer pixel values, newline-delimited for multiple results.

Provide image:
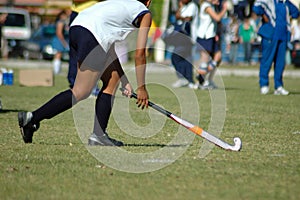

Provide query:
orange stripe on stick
left=189, top=126, right=203, bottom=136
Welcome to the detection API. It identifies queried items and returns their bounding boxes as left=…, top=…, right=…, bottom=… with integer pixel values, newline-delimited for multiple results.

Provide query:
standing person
left=52, top=9, right=71, bottom=74
left=171, top=0, right=199, bottom=88
left=18, top=0, right=152, bottom=146
left=239, top=17, right=255, bottom=65
left=67, top=0, right=100, bottom=89
left=0, top=13, right=7, bottom=110
left=195, top=0, right=227, bottom=89
left=0, top=13, right=7, bottom=48
left=225, top=14, right=240, bottom=65
left=291, top=17, right=300, bottom=49
left=253, top=0, right=299, bottom=95
left=249, top=12, right=262, bottom=65
left=0, top=13, right=7, bottom=58
left=236, top=0, right=248, bottom=20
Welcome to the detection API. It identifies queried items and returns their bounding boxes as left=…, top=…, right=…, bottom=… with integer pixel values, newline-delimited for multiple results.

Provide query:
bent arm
left=206, top=4, right=227, bottom=22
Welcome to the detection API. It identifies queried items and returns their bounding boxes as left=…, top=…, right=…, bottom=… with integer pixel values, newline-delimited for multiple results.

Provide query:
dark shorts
left=69, top=26, right=118, bottom=72
left=196, top=37, right=220, bottom=54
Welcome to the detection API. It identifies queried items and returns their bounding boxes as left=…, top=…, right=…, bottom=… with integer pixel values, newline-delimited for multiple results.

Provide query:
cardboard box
left=19, top=69, right=53, bottom=87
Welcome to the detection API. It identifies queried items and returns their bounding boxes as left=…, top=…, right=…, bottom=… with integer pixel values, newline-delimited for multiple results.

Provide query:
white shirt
left=71, top=0, right=149, bottom=52
left=178, top=1, right=199, bottom=42
left=197, top=2, right=216, bottom=39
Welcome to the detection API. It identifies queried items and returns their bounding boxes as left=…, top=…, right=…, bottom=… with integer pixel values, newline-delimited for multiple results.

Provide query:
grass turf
left=0, top=66, right=299, bottom=200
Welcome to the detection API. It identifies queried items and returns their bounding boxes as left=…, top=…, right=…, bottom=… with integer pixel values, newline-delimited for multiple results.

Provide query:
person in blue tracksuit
left=253, top=0, right=299, bottom=95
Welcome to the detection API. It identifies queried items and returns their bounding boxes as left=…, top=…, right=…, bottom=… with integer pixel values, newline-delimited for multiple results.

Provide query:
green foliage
left=149, top=0, right=163, bottom=26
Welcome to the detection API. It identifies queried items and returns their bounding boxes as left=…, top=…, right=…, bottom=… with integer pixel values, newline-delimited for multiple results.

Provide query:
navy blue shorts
left=69, top=26, right=118, bottom=72
left=196, top=37, right=219, bottom=54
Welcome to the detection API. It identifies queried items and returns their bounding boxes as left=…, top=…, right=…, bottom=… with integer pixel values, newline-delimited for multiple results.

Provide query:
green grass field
left=0, top=65, right=299, bottom=200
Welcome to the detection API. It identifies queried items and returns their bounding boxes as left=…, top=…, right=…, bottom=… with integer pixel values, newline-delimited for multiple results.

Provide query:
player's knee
left=71, top=88, right=92, bottom=101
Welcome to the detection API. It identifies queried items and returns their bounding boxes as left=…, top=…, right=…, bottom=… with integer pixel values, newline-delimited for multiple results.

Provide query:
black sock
left=93, top=93, right=114, bottom=137
left=196, top=74, right=205, bottom=85
left=31, top=90, right=76, bottom=124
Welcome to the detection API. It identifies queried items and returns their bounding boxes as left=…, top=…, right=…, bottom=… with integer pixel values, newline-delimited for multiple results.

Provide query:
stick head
left=230, top=137, right=242, bottom=151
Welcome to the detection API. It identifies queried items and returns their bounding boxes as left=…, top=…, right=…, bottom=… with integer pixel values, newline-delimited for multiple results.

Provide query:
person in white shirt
left=18, top=0, right=152, bottom=146
left=195, top=0, right=227, bottom=89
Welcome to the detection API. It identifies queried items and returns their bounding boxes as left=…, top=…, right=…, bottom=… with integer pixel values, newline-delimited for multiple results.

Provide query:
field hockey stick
left=120, top=88, right=242, bottom=151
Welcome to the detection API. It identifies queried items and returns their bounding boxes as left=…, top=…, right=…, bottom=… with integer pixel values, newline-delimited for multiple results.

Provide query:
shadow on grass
left=224, top=87, right=244, bottom=91
left=37, top=141, right=190, bottom=148
left=124, top=143, right=190, bottom=147
left=38, top=141, right=83, bottom=146
left=0, top=109, right=25, bottom=113
left=289, top=91, right=300, bottom=95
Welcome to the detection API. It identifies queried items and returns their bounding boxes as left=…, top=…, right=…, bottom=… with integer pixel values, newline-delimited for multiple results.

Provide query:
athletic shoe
left=88, top=133, right=124, bottom=146
left=196, top=74, right=205, bottom=85
left=192, top=82, right=200, bottom=90
left=18, top=112, right=40, bottom=143
left=274, top=87, right=289, bottom=95
left=201, top=80, right=218, bottom=90
left=188, top=82, right=196, bottom=89
left=260, top=86, right=269, bottom=95
left=172, top=79, right=189, bottom=88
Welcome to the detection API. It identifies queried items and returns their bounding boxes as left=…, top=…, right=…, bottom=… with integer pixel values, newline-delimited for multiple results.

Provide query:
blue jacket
left=253, top=0, right=299, bottom=40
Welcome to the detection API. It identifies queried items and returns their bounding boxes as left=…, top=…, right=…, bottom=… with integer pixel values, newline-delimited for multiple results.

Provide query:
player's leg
left=273, top=40, right=289, bottom=95
left=259, top=38, right=277, bottom=94
left=18, top=25, right=101, bottom=143
left=89, top=49, right=125, bottom=146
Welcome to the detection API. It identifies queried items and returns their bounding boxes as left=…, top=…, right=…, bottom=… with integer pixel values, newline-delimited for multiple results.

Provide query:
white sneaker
left=192, top=82, right=200, bottom=90
left=172, top=79, right=188, bottom=88
left=188, top=83, right=194, bottom=89
left=274, top=87, right=289, bottom=95
left=260, top=86, right=269, bottom=95
left=201, top=80, right=218, bottom=90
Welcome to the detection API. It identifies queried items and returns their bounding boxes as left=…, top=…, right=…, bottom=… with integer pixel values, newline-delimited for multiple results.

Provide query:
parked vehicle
left=0, top=7, right=31, bottom=58
left=21, top=24, right=69, bottom=60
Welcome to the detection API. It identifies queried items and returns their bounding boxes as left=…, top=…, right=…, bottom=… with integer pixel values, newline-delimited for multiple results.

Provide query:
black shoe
left=196, top=74, right=205, bottom=85
left=18, top=112, right=40, bottom=143
left=88, top=133, right=124, bottom=146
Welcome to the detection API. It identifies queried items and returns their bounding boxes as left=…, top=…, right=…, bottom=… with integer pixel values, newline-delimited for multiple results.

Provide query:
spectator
left=225, top=14, right=240, bottom=64
left=236, top=0, right=248, bottom=20
left=0, top=13, right=7, bottom=47
left=232, top=0, right=239, bottom=17
left=0, top=13, right=7, bottom=59
left=52, top=9, right=71, bottom=74
left=249, top=12, right=262, bottom=64
left=239, top=17, right=255, bottom=64
left=291, top=17, right=300, bottom=49
left=253, top=0, right=299, bottom=95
